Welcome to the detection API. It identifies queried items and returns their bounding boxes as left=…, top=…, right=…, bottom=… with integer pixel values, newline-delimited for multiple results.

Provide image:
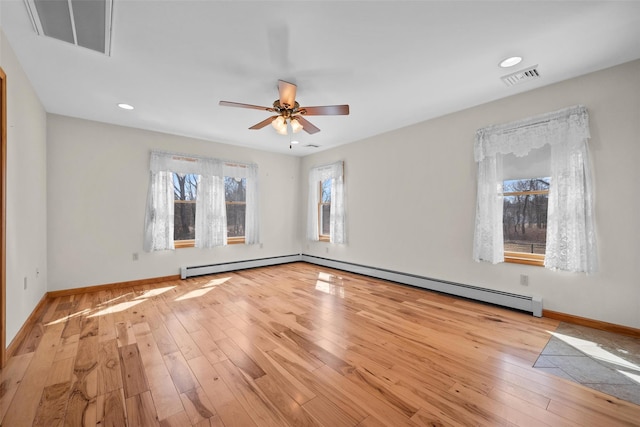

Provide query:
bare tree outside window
left=172, top=173, right=247, bottom=245
left=174, top=173, right=198, bottom=241
left=319, top=178, right=331, bottom=238
left=225, top=177, right=246, bottom=239
left=503, top=178, right=549, bottom=255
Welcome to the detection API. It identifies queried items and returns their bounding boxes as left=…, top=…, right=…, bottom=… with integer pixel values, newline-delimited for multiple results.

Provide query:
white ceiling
left=2, top=1, right=640, bottom=156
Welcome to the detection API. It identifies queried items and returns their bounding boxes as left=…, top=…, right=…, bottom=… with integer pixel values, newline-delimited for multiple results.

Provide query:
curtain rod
left=478, top=105, right=586, bottom=134
left=151, top=149, right=257, bottom=168
left=313, top=160, right=344, bottom=172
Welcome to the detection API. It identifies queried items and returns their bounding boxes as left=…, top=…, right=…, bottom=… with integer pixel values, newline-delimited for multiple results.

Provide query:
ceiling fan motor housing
left=274, top=100, right=300, bottom=116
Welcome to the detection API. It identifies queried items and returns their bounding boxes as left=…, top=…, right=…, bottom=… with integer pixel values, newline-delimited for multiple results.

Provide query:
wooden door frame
left=1, top=66, right=6, bottom=367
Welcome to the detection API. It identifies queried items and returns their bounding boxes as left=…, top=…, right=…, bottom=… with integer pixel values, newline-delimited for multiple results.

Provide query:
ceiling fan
left=219, top=80, right=349, bottom=135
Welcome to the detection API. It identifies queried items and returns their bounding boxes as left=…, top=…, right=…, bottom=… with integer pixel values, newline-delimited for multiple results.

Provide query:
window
left=503, top=178, right=549, bottom=266
left=144, top=151, right=259, bottom=251
left=318, top=178, right=331, bottom=241
left=473, top=105, right=597, bottom=273
left=307, top=161, right=346, bottom=244
left=172, top=174, right=248, bottom=247
left=225, top=176, right=246, bottom=244
left=173, top=173, right=198, bottom=247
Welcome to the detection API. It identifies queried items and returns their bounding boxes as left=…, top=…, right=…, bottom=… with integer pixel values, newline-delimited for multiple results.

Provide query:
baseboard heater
left=180, top=254, right=542, bottom=317
left=301, top=255, right=543, bottom=317
left=180, top=254, right=302, bottom=279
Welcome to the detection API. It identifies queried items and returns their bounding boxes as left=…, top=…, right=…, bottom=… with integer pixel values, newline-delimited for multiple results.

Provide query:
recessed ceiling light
left=117, top=103, right=134, bottom=110
left=290, top=140, right=299, bottom=145
left=499, top=56, right=523, bottom=68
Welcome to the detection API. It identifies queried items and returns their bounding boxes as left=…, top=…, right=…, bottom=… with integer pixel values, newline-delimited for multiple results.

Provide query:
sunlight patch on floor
left=551, top=331, right=640, bottom=372
left=89, top=300, right=144, bottom=317
left=316, top=272, right=345, bottom=298
left=45, top=308, right=91, bottom=326
left=175, top=287, right=214, bottom=301
left=134, top=285, right=175, bottom=299
left=315, top=280, right=345, bottom=298
left=619, top=370, right=640, bottom=385
left=202, top=277, right=231, bottom=287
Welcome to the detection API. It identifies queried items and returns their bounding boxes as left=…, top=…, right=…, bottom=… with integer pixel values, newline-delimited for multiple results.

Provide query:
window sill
left=504, top=251, right=545, bottom=267
left=318, top=235, right=330, bottom=242
left=175, top=239, right=195, bottom=249
left=175, top=237, right=246, bottom=248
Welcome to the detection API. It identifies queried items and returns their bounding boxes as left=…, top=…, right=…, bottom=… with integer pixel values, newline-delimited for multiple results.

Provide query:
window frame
left=173, top=173, right=198, bottom=247
left=225, top=200, right=246, bottom=245
left=503, top=185, right=549, bottom=267
left=307, top=161, right=344, bottom=244
left=174, top=239, right=195, bottom=249
left=318, top=179, right=331, bottom=242
left=173, top=173, right=248, bottom=248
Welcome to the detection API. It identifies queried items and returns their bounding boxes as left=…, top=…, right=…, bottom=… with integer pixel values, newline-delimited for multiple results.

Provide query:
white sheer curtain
left=244, top=165, right=260, bottom=244
left=472, top=155, right=504, bottom=263
left=145, top=150, right=208, bottom=251
left=195, top=173, right=226, bottom=248
left=144, top=151, right=259, bottom=251
left=473, top=105, right=597, bottom=273
left=307, top=161, right=346, bottom=243
left=545, top=136, right=597, bottom=272
left=143, top=170, right=174, bottom=251
left=330, top=174, right=346, bottom=244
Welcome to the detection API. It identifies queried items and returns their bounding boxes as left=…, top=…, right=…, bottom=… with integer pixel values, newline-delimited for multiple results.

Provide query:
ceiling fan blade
left=219, top=101, right=274, bottom=112
left=249, top=116, right=279, bottom=130
left=295, top=116, right=320, bottom=134
left=300, top=105, right=350, bottom=116
left=278, top=80, right=297, bottom=109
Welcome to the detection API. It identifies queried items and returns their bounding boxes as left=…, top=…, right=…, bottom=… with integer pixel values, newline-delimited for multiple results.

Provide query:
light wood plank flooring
left=1, top=262, right=639, bottom=426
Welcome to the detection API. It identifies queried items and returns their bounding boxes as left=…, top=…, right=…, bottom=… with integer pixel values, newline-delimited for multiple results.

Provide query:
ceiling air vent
left=23, top=0, right=113, bottom=55
left=501, top=65, right=540, bottom=87
left=304, top=144, right=320, bottom=148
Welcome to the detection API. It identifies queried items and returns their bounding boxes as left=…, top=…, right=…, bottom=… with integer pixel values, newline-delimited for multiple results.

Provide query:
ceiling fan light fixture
left=271, top=115, right=285, bottom=130
left=290, top=118, right=303, bottom=133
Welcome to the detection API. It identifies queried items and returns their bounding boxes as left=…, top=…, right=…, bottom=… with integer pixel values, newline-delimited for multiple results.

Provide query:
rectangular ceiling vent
left=501, top=65, right=540, bottom=87
left=23, top=0, right=113, bottom=55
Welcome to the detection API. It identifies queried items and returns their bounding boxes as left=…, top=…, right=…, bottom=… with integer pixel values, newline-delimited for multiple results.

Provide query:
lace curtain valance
left=473, top=105, right=597, bottom=274
left=309, top=162, right=344, bottom=183
left=474, top=105, right=590, bottom=161
left=149, top=150, right=258, bottom=177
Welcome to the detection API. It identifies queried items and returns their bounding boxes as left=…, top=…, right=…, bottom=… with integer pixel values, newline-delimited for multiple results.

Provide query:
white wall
left=1, top=30, right=48, bottom=344
left=4, top=23, right=639, bottom=343
left=47, top=115, right=300, bottom=291
left=301, top=60, right=640, bottom=329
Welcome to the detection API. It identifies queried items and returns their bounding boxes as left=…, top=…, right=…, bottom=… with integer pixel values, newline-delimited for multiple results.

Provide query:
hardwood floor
left=1, top=262, right=639, bottom=426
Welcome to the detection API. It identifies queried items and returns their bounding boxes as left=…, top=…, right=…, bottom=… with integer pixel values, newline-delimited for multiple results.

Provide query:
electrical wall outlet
left=132, top=252, right=139, bottom=261
left=520, top=274, right=529, bottom=286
